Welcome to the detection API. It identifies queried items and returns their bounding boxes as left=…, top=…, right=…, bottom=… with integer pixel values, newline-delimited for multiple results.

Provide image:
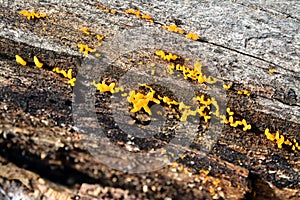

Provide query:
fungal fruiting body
left=96, top=35, right=105, bottom=41
left=264, top=128, right=299, bottom=151
left=79, top=27, right=91, bottom=35
left=186, top=32, right=199, bottom=40
left=53, top=67, right=76, bottom=86
left=155, top=52, right=218, bottom=85
left=238, top=90, right=250, bottom=96
left=269, top=69, right=276, bottom=73
left=127, top=86, right=160, bottom=115
left=223, top=84, right=231, bottom=90
left=19, top=10, right=46, bottom=20
left=34, top=56, right=43, bottom=68
left=125, top=9, right=141, bottom=17
left=78, top=43, right=96, bottom=55
left=164, top=24, right=185, bottom=34
left=15, top=55, right=27, bottom=66
left=92, top=80, right=116, bottom=93
left=124, top=9, right=154, bottom=23
left=155, top=50, right=179, bottom=61
left=96, top=5, right=117, bottom=14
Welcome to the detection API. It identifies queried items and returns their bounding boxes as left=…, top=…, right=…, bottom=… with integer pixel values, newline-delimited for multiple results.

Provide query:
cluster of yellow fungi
left=15, top=54, right=76, bottom=87
left=19, top=10, right=46, bottom=20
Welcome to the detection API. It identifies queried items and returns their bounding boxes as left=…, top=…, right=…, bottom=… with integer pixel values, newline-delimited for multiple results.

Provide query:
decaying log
left=0, top=1, right=299, bottom=199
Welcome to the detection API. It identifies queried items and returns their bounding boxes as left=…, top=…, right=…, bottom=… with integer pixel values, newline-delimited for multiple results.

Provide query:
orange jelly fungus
left=127, top=86, right=160, bottom=115
left=15, top=55, right=27, bottom=66
left=19, top=10, right=46, bottom=20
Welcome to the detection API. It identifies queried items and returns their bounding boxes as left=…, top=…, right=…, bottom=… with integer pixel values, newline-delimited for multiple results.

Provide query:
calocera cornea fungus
left=52, top=67, right=76, bottom=86
left=34, top=56, right=43, bottom=68
left=19, top=10, right=46, bottom=20
left=162, top=24, right=185, bottom=34
left=155, top=50, right=179, bottom=61
left=125, top=8, right=141, bottom=17
left=124, top=9, right=154, bottom=23
left=268, top=68, right=276, bottom=73
left=186, top=32, right=199, bottom=41
left=141, top=14, right=154, bottom=23
left=238, top=90, right=250, bottom=97
left=264, top=128, right=299, bottom=151
left=155, top=53, right=217, bottom=85
left=96, top=5, right=117, bottom=14
left=79, top=27, right=91, bottom=35
left=15, top=55, right=27, bottom=66
left=127, top=86, right=160, bottom=115
left=92, top=80, right=116, bottom=93
left=96, top=35, right=105, bottom=41
left=223, top=84, right=231, bottom=90
left=226, top=107, right=234, bottom=115
left=78, top=43, right=96, bottom=55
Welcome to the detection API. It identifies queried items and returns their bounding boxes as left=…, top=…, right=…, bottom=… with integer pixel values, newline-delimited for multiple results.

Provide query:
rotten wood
left=0, top=1, right=299, bottom=199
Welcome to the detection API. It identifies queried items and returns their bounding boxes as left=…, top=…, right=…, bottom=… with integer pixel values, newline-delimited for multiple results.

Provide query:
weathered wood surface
left=0, top=0, right=299, bottom=199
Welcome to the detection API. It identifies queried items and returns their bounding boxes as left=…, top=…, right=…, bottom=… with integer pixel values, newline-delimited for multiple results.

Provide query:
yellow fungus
left=68, top=78, right=76, bottom=87
left=228, top=116, right=234, bottom=123
left=141, top=14, right=154, bottom=23
left=243, top=90, right=250, bottom=96
left=52, top=67, right=76, bottom=86
left=223, top=84, right=231, bottom=90
left=226, top=107, right=234, bottom=115
left=96, top=35, right=105, bottom=41
left=171, top=162, right=178, bottom=168
left=155, top=50, right=179, bottom=61
left=238, top=90, right=250, bottom=96
left=15, top=55, right=27, bottom=66
left=199, top=169, right=210, bottom=175
left=92, top=80, right=115, bottom=93
left=269, top=69, right=276, bottom=73
left=243, top=124, right=251, bottom=131
left=275, top=131, right=280, bottom=140
left=165, top=24, right=185, bottom=34
left=168, top=24, right=178, bottom=32
left=204, top=115, right=211, bottom=123
left=79, top=27, right=90, bottom=35
left=67, top=69, right=73, bottom=79
left=276, top=135, right=285, bottom=149
left=19, top=10, right=46, bottom=20
left=78, top=43, right=96, bottom=55
left=33, top=56, right=43, bottom=68
left=178, top=29, right=185, bottom=34
left=127, top=86, right=160, bottom=115
left=284, top=140, right=292, bottom=146
left=265, top=128, right=275, bottom=141
left=125, top=9, right=141, bottom=17
left=186, top=32, right=199, bottom=40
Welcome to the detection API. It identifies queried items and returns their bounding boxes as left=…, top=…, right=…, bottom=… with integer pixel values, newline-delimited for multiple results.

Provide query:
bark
left=0, top=1, right=299, bottom=199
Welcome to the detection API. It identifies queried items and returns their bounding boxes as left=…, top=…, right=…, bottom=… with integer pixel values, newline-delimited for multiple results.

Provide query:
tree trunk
left=0, top=1, right=299, bottom=199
